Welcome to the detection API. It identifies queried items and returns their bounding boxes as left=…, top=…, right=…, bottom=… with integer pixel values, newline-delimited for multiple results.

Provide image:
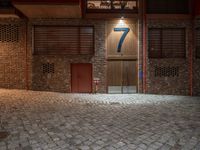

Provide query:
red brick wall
left=0, top=19, right=27, bottom=89
left=145, top=19, right=192, bottom=95
left=30, top=19, right=107, bottom=93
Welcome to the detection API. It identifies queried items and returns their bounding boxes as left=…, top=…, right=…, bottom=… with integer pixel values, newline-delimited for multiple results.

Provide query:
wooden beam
left=0, top=8, right=28, bottom=19
left=0, top=8, right=15, bottom=14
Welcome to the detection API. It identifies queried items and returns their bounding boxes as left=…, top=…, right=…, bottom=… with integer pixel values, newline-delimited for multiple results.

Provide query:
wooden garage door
left=107, top=60, right=137, bottom=93
left=71, top=63, right=92, bottom=93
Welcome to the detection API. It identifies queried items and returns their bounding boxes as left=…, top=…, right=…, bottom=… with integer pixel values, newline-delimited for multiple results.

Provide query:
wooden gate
left=71, top=63, right=92, bottom=93
left=107, top=60, right=137, bottom=93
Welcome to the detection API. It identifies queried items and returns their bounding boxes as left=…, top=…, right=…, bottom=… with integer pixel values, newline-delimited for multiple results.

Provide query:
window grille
left=155, top=66, right=179, bottom=77
left=42, top=63, right=54, bottom=74
left=0, top=24, right=19, bottom=43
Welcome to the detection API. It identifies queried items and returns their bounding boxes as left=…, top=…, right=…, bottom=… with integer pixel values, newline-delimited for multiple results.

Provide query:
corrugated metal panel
left=34, top=26, right=94, bottom=55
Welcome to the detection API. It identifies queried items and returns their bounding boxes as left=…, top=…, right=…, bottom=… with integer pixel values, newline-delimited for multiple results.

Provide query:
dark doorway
left=71, top=63, right=92, bottom=93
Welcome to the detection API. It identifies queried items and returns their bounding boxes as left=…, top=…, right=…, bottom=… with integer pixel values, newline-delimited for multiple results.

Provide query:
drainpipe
left=142, top=0, right=147, bottom=93
left=189, top=1, right=194, bottom=96
left=189, top=26, right=193, bottom=96
left=80, top=0, right=84, bottom=18
left=25, top=20, right=29, bottom=90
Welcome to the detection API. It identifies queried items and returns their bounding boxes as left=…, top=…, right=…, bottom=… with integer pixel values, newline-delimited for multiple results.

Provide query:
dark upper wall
left=0, top=0, right=12, bottom=8
left=194, top=0, right=200, bottom=16
left=146, top=0, right=190, bottom=14
left=12, top=0, right=79, bottom=4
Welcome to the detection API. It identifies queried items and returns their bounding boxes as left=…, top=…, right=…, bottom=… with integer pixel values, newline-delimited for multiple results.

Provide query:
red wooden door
left=71, top=63, right=92, bottom=93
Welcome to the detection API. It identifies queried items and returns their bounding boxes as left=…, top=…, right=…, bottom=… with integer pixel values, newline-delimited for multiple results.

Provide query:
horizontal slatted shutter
left=148, top=28, right=162, bottom=58
left=80, top=27, right=94, bottom=55
left=34, top=26, right=94, bottom=55
left=148, top=28, right=185, bottom=58
left=162, top=28, right=185, bottom=58
left=196, top=28, right=200, bottom=58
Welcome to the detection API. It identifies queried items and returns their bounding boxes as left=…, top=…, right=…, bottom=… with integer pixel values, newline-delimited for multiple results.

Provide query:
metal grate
left=0, top=24, right=19, bottom=43
left=42, top=63, right=54, bottom=74
left=155, top=66, right=179, bottom=77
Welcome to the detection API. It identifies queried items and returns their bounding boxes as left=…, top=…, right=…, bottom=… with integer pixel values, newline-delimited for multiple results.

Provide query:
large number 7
left=114, top=28, right=130, bottom=52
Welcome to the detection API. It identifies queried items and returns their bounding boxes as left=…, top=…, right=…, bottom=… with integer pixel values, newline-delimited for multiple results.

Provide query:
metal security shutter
left=148, top=28, right=162, bottom=58
left=148, top=28, right=185, bottom=58
left=162, top=28, right=185, bottom=58
left=196, top=28, right=200, bottom=58
left=34, top=26, right=94, bottom=55
left=80, top=27, right=94, bottom=55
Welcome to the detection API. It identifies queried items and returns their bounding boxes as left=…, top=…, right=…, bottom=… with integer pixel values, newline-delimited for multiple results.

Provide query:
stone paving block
left=22, top=146, right=33, bottom=150
left=0, top=146, right=7, bottom=150
left=0, top=89, right=199, bottom=150
left=138, top=143, right=147, bottom=149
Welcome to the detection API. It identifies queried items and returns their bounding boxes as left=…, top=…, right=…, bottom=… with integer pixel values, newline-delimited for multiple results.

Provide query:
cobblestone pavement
left=0, top=89, right=200, bottom=150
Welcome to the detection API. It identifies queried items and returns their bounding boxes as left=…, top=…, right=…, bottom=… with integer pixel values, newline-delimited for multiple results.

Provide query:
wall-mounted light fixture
left=118, top=16, right=125, bottom=27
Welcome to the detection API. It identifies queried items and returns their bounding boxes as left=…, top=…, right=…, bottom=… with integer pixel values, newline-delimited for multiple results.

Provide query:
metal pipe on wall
left=189, top=29, right=193, bottom=96
left=189, top=0, right=195, bottom=96
left=142, top=0, right=147, bottom=93
left=25, top=20, right=29, bottom=90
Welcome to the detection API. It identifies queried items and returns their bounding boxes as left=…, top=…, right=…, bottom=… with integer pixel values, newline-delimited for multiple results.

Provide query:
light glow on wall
left=117, top=17, right=125, bottom=27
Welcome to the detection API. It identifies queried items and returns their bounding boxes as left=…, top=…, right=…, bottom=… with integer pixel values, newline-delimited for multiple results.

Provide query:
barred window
left=148, top=28, right=186, bottom=58
left=34, top=26, right=94, bottom=55
left=196, top=28, right=200, bottom=58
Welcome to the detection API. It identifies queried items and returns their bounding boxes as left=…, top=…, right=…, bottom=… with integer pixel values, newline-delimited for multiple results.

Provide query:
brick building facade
left=0, top=0, right=200, bottom=96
